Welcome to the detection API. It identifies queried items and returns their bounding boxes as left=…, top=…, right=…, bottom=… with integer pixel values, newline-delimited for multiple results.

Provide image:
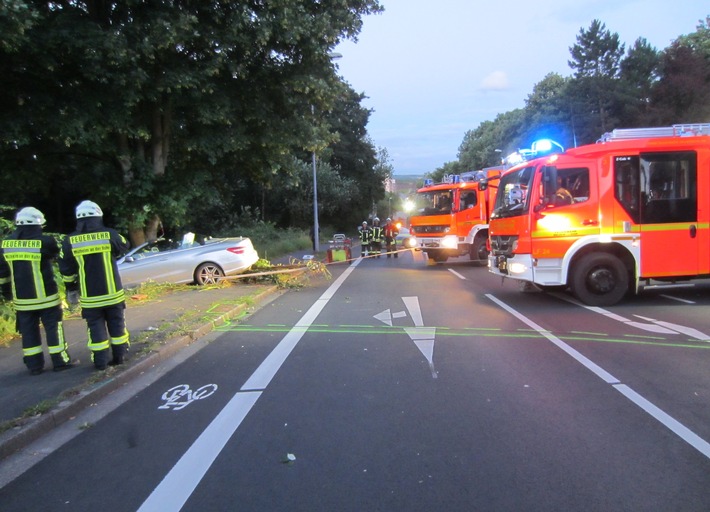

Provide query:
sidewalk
left=0, top=281, right=282, bottom=461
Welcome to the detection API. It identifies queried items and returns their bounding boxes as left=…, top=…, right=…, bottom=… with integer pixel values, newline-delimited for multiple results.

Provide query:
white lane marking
left=613, top=384, right=710, bottom=458
left=448, top=269, right=466, bottom=280
left=243, top=259, right=360, bottom=391
left=138, top=391, right=261, bottom=512
left=555, top=293, right=702, bottom=337
left=660, top=294, right=695, bottom=304
left=486, top=293, right=710, bottom=460
left=138, top=259, right=362, bottom=512
left=633, top=315, right=710, bottom=342
left=486, top=294, right=619, bottom=384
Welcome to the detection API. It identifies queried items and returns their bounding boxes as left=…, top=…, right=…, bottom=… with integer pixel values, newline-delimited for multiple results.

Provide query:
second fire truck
left=487, top=124, right=710, bottom=306
left=409, top=169, right=500, bottom=264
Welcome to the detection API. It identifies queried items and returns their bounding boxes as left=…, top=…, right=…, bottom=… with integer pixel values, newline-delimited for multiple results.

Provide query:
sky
left=334, top=0, right=709, bottom=175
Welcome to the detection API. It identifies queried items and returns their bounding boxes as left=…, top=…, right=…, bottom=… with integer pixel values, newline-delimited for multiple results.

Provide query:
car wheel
left=195, top=262, right=225, bottom=285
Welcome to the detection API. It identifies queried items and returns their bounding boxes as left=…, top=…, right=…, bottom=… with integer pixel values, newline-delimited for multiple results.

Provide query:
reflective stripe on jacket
left=0, top=228, right=61, bottom=311
left=59, top=219, right=129, bottom=309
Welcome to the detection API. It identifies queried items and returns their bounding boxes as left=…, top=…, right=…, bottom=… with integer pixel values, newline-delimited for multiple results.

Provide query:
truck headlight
left=441, top=235, right=458, bottom=249
left=508, top=262, right=527, bottom=274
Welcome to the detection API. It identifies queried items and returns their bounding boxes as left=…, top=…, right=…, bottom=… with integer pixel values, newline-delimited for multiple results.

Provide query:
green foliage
left=0, top=0, right=384, bottom=237
left=457, top=15, right=710, bottom=169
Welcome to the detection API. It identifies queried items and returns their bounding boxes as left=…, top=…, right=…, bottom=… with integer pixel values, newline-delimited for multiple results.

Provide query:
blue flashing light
left=531, top=139, right=564, bottom=155
left=423, top=179, right=434, bottom=186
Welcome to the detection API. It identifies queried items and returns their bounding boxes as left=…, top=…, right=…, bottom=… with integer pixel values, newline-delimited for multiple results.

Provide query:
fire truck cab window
left=614, top=157, right=640, bottom=223
left=641, top=152, right=697, bottom=224
left=460, top=192, right=477, bottom=210
left=553, top=168, right=589, bottom=206
left=615, top=153, right=697, bottom=224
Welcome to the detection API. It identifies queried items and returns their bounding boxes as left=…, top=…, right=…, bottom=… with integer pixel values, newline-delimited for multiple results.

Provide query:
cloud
left=480, top=71, right=510, bottom=91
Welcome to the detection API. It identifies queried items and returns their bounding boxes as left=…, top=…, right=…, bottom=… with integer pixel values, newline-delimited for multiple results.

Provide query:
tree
left=649, top=16, right=710, bottom=124
left=325, top=86, right=382, bottom=227
left=568, top=19, right=625, bottom=138
left=522, top=73, right=576, bottom=149
left=0, top=0, right=383, bottom=242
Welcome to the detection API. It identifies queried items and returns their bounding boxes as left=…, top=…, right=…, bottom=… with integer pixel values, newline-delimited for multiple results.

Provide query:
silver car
left=117, top=235, right=259, bottom=287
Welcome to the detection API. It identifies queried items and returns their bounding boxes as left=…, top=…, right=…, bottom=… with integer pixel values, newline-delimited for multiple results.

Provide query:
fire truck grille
left=490, top=235, right=518, bottom=257
left=413, top=225, right=449, bottom=234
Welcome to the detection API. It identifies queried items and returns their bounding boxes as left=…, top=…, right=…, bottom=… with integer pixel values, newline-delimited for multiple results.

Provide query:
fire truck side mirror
left=478, top=178, right=488, bottom=191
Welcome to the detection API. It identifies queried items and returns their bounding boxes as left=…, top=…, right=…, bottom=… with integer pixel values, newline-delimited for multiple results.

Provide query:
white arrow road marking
left=402, top=296, right=437, bottom=378
left=403, top=296, right=424, bottom=327
left=374, top=309, right=392, bottom=326
left=375, top=297, right=438, bottom=378
left=373, top=309, right=407, bottom=326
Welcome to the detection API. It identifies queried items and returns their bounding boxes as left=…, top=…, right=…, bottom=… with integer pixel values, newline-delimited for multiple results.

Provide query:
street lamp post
left=312, top=142, right=320, bottom=252
left=312, top=52, right=342, bottom=254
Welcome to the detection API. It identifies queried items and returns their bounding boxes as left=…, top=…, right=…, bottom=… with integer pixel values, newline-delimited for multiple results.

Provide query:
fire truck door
left=638, top=156, right=699, bottom=278
left=457, top=190, right=481, bottom=234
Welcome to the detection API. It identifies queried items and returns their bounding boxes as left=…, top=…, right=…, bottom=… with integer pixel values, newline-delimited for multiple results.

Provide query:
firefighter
left=370, top=217, right=383, bottom=257
left=383, top=217, right=399, bottom=258
left=358, top=221, right=371, bottom=257
left=59, top=201, right=130, bottom=370
left=0, top=207, right=73, bottom=375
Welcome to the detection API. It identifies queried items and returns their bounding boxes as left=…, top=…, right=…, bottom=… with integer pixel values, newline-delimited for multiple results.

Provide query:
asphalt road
left=2, top=249, right=710, bottom=511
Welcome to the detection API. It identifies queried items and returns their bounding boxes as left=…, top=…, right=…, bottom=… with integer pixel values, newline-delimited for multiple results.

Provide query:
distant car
left=117, top=234, right=259, bottom=287
left=395, top=227, right=417, bottom=249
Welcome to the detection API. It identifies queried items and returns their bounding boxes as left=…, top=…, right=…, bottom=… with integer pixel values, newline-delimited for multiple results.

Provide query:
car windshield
left=492, top=165, right=536, bottom=218
left=131, top=239, right=180, bottom=259
left=413, top=190, right=453, bottom=215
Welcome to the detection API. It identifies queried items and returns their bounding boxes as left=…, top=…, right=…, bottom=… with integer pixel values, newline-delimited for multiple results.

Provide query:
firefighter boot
left=92, top=347, right=111, bottom=371
left=109, top=343, right=129, bottom=366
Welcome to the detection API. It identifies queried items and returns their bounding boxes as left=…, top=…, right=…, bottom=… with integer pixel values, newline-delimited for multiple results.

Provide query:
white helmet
left=386, top=217, right=391, bottom=222
left=374, top=217, right=380, bottom=223
left=76, top=200, right=103, bottom=219
left=15, top=206, right=46, bottom=226
left=362, top=221, right=367, bottom=226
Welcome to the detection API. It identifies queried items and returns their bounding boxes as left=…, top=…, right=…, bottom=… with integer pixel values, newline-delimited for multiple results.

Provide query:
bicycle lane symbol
left=158, top=384, right=219, bottom=411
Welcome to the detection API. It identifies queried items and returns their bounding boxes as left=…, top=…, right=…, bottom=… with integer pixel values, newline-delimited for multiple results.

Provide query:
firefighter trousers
left=82, top=303, right=129, bottom=369
left=16, top=305, right=71, bottom=372
left=385, top=240, right=398, bottom=257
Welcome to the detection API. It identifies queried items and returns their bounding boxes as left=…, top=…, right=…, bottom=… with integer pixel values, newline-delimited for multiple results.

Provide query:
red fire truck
left=409, top=169, right=500, bottom=264
left=487, top=124, right=710, bottom=306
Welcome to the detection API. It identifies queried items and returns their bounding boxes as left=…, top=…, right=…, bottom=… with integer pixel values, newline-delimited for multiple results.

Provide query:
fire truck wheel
left=571, top=253, right=628, bottom=306
left=469, top=237, right=488, bottom=266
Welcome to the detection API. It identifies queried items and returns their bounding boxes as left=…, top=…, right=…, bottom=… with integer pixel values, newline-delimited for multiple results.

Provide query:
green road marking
left=212, top=323, right=710, bottom=350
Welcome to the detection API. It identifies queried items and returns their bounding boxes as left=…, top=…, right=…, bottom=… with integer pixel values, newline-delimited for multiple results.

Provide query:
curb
left=0, top=284, right=282, bottom=462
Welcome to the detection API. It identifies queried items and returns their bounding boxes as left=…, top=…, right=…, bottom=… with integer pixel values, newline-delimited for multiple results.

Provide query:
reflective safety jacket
left=371, top=225, right=383, bottom=242
left=59, top=217, right=129, bottom=309
left=384, top=223, right=399, bottom=241
left=359, top=227, right=372, bottom=244
left=0, top=226, right=61, bottom=311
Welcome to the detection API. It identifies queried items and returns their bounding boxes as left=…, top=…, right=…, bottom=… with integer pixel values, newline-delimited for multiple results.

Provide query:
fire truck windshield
left=492, top=165, right=535, bottom=218
left=414, top=190, right=454, bottom=215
